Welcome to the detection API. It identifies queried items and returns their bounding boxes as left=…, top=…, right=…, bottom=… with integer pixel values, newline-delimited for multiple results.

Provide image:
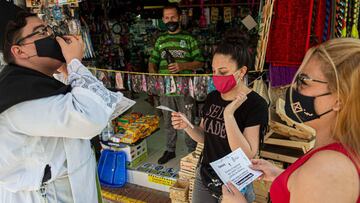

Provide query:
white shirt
left=0, top=59, right=124, bottom=203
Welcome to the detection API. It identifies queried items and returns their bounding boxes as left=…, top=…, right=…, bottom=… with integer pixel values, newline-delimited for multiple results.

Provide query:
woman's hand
left=171, top=112, right=190, bottom=130
left=250, top=159, right=284, bottom=182
left=224, top=92, right=247, bottom=115
left=221, top=182, right=247, bottom=203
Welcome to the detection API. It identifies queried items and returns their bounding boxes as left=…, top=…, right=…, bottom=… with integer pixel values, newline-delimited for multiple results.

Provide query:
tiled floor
left=130, top=93, right=190, bottom=170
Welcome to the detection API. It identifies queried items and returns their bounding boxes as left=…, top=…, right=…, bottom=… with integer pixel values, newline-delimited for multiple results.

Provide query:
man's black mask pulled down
left=34, top=36, right=66, bottom=63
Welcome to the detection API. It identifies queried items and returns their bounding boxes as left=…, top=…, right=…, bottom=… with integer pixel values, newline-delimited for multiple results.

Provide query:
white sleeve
left=4, top=59, right=124, bottom=139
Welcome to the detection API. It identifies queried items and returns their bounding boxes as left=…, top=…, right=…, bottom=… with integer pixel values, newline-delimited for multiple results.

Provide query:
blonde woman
left=222, top=38, right=360, bottom=203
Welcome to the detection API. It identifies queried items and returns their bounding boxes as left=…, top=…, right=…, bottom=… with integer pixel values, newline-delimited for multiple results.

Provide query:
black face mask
left=285, top=87, right=332, bottom=123
left=34, top=36, right=66, bottom=63
left=165, top=22, right=180, bottom=32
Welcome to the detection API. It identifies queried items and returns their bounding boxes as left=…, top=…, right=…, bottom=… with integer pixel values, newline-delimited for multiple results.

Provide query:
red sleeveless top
left=270, top=143, right=360, bottom=203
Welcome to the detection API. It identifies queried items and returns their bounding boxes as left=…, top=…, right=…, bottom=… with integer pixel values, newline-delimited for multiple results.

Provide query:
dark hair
left=3, top=11, right=37, bottom=64
left=214, top=30, right=254, bottom=71
left=163, top=3, right=181, bottom=16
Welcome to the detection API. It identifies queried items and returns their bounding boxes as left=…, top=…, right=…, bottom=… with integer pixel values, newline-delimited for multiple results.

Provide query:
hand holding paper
left=210, top=148, right=262, bottom=193
left=157, top=106, right=194, bottom=129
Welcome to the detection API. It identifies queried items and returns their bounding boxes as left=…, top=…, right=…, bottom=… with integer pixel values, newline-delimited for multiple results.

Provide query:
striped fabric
left=149, top=31, right=204, bottom=74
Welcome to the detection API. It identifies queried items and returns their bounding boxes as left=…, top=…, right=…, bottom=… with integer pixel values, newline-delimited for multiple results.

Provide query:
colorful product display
left=111, top=113, right=160, bottom=145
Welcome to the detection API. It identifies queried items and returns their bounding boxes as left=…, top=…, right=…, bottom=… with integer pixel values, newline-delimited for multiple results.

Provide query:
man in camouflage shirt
left=149, top=3, right=204, bottom=164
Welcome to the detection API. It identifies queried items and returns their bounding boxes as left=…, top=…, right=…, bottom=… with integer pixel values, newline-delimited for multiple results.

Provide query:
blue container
left=98, top=150, right=127, bottom=187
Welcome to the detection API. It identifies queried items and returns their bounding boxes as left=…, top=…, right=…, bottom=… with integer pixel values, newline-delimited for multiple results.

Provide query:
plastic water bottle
left=101, top=121, right=114, bottom=142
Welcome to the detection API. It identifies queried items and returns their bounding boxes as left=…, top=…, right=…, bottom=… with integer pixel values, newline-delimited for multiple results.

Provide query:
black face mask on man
left=165, top=22, right=180, bottom=32
left=34, top=36, right=66, bottom=63
left=284, top=87, right=333, bottom=123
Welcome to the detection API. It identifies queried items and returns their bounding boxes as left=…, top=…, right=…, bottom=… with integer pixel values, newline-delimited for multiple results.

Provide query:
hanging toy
left=351, top=0, right=359, bottom=38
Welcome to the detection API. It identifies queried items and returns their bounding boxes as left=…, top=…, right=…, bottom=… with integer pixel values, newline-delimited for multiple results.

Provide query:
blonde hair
left=298, top=38, right=360, bottom=165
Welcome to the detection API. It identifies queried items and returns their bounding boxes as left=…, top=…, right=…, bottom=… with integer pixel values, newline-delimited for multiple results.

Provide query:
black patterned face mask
left=285, top=87, right=332, bottom=123
left=165, top=22, right=179, bottom=32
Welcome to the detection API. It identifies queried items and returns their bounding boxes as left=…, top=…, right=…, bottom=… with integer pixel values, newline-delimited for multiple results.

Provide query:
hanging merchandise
left=170, top=76, right=177, bottom=94
left=181, top=9, right=189, bottom=29
left=335, top=0, right=346, bottom=38
left=176, top=77, right=189, bottom=96
left=322, top=0, right=331, bottom=41
left=266, top=0, right=327, bottom=66
left=155, top=76, right=165, bottom=96
left=199, top=0, right=207, bottom=28
left=142, top=75, right=147, bottom=92
left=207, top=77, right=216, bottom=93
left=224, top=7, right=232, bottom=23
left=211, top=7, right=219, bottom=24
left=165, top=76, right=171, bottom=95
left=131, top=75, right=143, bottom=93
left=269, top=64, right=298, bottom=87
left=351, top=0, right=359, bottom=38
left=189, top=77, right=194, bottom=98
left=194, top=76, right=208, bottom=102
left=127, top=73, right=132, bottom=92
left=115, top=72, right=125, bottom=90
left=341, top=0, right=349, bottom=37
left=146, top=75, right=157, bottom=95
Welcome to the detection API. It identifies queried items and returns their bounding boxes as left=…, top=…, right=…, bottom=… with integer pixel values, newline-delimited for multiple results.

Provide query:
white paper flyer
left=210, top=148, right=262, bottom=192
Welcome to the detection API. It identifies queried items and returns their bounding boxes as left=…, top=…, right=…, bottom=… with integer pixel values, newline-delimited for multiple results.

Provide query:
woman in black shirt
left=171, top=32, right=268, bottom=203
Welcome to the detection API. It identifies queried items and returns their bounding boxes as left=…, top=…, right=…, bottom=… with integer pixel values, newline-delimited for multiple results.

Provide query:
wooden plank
left=260, top=151, right=298, bottom=163
left=260, top=144, right=304, bottom=163
left=265, top=135, right=315, bottom=150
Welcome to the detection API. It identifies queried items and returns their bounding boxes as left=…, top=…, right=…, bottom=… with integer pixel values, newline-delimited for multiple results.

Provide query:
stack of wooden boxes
left=169, top=143, right=204, bottom=203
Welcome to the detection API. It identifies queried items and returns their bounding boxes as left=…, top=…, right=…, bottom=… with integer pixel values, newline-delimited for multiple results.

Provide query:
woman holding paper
left=222, top=38, right=360, bottom=203
left=171, top=31, right=269, bottom=203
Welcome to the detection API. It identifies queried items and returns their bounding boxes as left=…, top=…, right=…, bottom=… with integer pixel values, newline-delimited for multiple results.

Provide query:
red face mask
left=212, top=74, right=237, bottom=93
